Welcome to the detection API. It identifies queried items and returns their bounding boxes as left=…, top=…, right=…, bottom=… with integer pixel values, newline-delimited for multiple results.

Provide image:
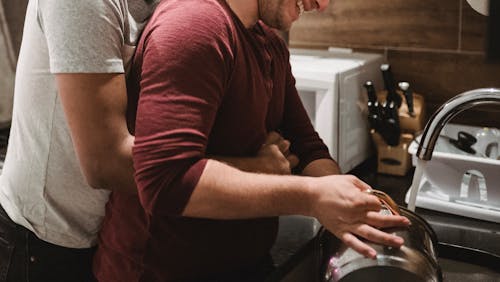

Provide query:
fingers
left=350, top=176, right=372, bottom=192
left=365, top=211, right=411, bottom=228
left=264, top=131, right=294, bottom=157
left=354, top=224, right=404, bottom=248
left=356, top=192, right=382, bottom=212
left=338, top=224, right=405, bottom=259
left=287, top=154, right=299, bottom=169
left=263, top=131, right=282, bottom=146
left=278, top=139, right=290, bottom=155
left=341, top=214, right=408, bottom=258
left=340, top=232, right=377, bottom=258
left=263, top=132, right=288, bottom=153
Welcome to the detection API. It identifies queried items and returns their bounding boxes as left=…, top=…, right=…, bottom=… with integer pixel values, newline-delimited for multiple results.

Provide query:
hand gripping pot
left=318, top=190, right=443, bottom=282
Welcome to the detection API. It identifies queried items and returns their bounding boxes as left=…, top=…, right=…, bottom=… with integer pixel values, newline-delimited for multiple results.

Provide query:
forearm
left=181, top=159, right=410, bottom=259
left=211, top=156, right=261, bottom=174
left=56, top=73, right=137, bottom=194
left=212, top=154, right=292, bottom=175
left=94, top=134, right=137, bottom=193
left=301, top=158, right=341, bottom=177
left=182, top=159, right=314, bottom=219
left=181, top=155, right=339, bottom=219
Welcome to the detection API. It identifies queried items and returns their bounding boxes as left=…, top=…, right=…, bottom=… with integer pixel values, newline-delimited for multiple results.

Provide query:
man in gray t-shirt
left=0, top=0, right=157, bottom=280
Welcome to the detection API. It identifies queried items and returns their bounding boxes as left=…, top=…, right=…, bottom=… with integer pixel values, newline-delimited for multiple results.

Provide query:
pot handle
left=366, top=189, right=401, bottom=216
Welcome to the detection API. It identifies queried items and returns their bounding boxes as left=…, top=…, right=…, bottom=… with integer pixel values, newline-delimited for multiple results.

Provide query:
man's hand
left=256, top=131, right=299, bottom=175
left=211, top=131, right=299, bottom=175
left=308, top=174, right=410, bottom=258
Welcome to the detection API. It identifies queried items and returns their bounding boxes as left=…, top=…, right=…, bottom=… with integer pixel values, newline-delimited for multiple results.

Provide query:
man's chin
left=261, top=15, right=294, bottom=32
left=275, top=23, right=291, bottom=32
left=272, top=19, right=294, bottom=32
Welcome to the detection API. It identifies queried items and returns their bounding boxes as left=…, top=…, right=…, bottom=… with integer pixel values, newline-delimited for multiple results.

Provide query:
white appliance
left=290, top=48, right=384, bottom=173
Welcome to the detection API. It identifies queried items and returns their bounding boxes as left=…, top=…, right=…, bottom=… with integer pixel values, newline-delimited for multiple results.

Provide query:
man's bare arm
left=56, top=73, right=136, bottom=193
left=301, top=158, right=341, bottom=177
left=183, top=160, right=409, bottom=258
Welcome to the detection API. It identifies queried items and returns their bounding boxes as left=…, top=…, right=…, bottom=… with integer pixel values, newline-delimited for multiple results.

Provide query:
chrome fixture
left=416, top=88, right=500, bottom=160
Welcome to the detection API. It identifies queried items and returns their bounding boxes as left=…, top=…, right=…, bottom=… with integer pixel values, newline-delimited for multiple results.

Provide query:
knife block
left=371, top=90, right=426, bottom=175
left=376, top=90, right=426, bottom=133
left=371, top=131, right=414, bottom=176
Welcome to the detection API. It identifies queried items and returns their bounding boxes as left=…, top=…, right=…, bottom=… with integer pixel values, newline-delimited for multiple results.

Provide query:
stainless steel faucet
left=417, top=88, right=500, bottom=160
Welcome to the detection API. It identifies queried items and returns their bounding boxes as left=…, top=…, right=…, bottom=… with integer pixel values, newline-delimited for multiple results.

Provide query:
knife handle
left=368, top=101, right=384, bottom=131
left=398, top=81, right=415, bottom=116
left=383, top=102, right=401, bottom=146
left=363, top=81, right=378, bottom=103
left=380, top=64, right=402, bottom=108
left=405, top=92, right=415, bottom=116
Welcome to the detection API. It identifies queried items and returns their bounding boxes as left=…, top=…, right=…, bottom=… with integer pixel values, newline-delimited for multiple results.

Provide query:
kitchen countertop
left=267, top=157, right=500, bottom=281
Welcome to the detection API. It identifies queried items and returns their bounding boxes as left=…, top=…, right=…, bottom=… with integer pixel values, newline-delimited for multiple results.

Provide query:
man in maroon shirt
left=94, top=0, right=410, bottom=281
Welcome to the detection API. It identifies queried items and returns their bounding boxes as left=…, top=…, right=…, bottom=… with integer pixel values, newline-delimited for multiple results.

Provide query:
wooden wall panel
left=386, top=50, right=500, bottom=127
left=290, top=0, right=460, bottom=50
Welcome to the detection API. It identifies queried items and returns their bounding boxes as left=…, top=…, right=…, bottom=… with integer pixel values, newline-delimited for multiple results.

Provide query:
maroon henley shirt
left=94, top=0, right=332, bottom=281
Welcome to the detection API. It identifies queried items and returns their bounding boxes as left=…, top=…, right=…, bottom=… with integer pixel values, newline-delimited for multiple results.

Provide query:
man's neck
left=225, top=0, right=259, bottom=28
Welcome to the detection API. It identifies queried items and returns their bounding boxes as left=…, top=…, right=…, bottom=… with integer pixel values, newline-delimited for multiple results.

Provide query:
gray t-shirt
left=0, top=0, right=157, bottom=248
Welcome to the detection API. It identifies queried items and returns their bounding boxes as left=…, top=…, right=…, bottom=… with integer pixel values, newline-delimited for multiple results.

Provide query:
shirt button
left=29, top=256, right=36, bottom=263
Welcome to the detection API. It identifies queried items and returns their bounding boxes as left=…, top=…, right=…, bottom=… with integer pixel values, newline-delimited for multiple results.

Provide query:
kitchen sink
left=272, top=235, right=500, bottom=282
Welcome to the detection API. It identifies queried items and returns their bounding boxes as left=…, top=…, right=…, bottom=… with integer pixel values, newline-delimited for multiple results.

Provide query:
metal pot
left=317, top=191, right=442, bottom=282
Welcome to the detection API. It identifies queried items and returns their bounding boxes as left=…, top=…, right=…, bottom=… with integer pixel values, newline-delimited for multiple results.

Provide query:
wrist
left=291, top=176, right=318, bottom=217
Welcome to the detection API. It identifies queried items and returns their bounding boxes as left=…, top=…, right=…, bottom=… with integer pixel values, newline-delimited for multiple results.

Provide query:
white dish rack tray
left=405, top=123, right=500, bottom=223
